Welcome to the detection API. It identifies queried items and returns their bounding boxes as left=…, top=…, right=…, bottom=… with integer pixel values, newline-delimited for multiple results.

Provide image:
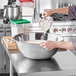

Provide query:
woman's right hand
left=42, top=9, right=54, bottom=18
left=40, top=41, right=57, bottom=51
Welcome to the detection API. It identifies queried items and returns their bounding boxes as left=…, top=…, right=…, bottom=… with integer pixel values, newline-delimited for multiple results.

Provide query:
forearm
left=55, top=41, right=74, bottom=50
left=51, top=7, right=69, bottom=15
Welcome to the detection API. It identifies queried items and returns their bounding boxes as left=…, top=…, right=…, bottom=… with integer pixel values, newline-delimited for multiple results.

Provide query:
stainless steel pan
left=14, top=33, right=63, bottom=59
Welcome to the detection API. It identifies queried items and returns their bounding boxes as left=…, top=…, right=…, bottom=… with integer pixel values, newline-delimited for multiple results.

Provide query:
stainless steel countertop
left=2, top=40, right=76, bottom=76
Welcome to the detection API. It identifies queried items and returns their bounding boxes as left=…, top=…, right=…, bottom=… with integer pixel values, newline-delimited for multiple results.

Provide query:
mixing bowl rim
left=13, top=33, right=63, bottom=43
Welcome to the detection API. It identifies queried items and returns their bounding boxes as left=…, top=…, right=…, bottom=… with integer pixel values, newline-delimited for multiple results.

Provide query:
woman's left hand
left=40, top=41, right=57, bottom=51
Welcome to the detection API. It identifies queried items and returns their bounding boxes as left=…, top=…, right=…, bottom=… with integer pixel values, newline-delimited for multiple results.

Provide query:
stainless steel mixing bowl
left=14, top=33, right=63, bottom=59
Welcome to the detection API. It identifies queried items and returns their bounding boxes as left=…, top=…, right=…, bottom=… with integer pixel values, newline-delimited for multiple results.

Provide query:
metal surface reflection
left=13, top=53, right=61, bottom=73
left=22, top=58, right=61, bottom=72
left=14, top=33, right=63, bottom=59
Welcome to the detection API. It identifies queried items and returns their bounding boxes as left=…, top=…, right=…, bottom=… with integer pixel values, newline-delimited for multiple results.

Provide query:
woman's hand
left=42, top=9, right=54, bottom=18
left=42, top=7, right=68, bottom=18
left=40, top=41, right=74, bottom=51
left=40, top=41, right=57, bottom=51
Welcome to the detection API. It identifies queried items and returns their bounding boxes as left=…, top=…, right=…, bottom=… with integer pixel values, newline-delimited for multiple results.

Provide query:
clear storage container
left=19, top=0, right=34, bottom=16
left=10, top=19, right=31, bottom=37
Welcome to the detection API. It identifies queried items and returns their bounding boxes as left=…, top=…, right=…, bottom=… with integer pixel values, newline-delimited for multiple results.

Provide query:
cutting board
left=3, top=36, right=17, bottom=50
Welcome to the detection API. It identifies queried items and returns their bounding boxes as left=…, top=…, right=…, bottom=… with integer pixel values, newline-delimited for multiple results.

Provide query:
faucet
left=32, top=0, right=40, bottom=23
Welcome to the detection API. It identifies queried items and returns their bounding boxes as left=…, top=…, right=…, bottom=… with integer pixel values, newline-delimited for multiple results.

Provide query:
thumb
left=42, top=12, right=47, bottom=18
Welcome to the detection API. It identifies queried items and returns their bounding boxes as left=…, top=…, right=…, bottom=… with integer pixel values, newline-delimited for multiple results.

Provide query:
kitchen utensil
left=14, top=33, right=63, bottom=59
left=39, top=16, right=53, bottom=33
left=3, top=4, right=20, bottom=21
left=39, top=16, right=53, bottom=40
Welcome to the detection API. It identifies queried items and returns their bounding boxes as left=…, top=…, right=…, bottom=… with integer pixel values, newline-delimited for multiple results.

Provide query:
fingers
left=42, top=11, right=47, bottom=18
left=40, top=42, right=49, bottom=51
left=40, top=41, right=51, bottom=51
left=40, top=41, right=55, bottom=51
left=40, top=41, right=47, bottom=48
left=40, top=41, right=47, bottom=46
left=40, top=42, right=45, bottom=47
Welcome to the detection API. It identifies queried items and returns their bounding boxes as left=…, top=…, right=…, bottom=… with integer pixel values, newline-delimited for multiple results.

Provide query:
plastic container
left=19, top=0, right=34, bottom=16
left=10, top=19, right=31, bottom=37
left=19, top=0, right=34, bottom=3
left=10, top=19, right=30, bottom=24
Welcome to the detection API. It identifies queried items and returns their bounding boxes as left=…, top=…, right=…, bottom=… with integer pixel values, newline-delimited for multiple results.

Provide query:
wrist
left=53, top=41, right=59, bottom=48
left=55, top=41, right=62, bottom=48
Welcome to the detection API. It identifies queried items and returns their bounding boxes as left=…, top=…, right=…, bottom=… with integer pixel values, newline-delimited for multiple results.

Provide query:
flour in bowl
left=25, top=40, right=45, bottom=44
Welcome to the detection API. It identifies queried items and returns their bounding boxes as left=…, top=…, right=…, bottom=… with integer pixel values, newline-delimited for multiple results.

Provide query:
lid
left=10, top=19, right=31, bottom=24
left=19, top=0, right=34, bottom=3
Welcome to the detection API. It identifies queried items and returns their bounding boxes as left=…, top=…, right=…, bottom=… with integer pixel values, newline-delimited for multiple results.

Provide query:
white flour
left=25, top=40, right=45, bottom=44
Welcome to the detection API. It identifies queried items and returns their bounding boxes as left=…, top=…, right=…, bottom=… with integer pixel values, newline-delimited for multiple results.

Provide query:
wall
left=40, top=0, right=51, bottom=13
left=0, top=0, right=8, bottom=9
